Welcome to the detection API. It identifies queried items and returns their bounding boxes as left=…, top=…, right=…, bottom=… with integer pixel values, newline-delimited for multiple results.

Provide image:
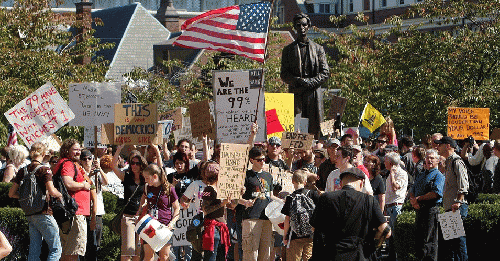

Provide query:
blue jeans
left=172, top=245, right=192, bottom=261
left=203, top=227, right=225, bottom=261
left=27, top=214, right=62, bottom=261
left=386, top=204, right=402, bottom=230
left=441, top=204, right=468, bottom=261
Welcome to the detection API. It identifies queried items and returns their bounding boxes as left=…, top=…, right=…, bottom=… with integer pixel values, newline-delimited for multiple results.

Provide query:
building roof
left=92, top=3, right=171, bottom=80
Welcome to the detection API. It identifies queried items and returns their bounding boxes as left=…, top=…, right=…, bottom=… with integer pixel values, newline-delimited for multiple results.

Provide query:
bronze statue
left=281, top=13, right=329, bottom=138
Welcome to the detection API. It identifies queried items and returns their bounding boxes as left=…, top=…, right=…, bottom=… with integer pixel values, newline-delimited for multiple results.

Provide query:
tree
left=0, top=0, right=112, bottom=146
left=321, top=0, right=500, bottom=140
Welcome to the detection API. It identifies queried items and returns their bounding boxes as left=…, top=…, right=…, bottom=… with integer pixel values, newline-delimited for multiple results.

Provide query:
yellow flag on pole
left=360, top=103, right=386, bottom=133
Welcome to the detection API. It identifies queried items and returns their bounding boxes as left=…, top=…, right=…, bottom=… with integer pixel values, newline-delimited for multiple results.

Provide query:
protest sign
left=83, top=125, right=107, bottom=148
left=68, top=82, right=121, bottom=127
left=188, top=99, right=215, bottom=140
left=264, top=93, right=294, bottom=139
left=4, top=82, right=75, bottom=147
left=114, top=103, right=158, bottom=145
left=172, top=204, right=198, bottom=247
left=213, top=70, right=266, bottom=144
left=328, top=95, right=348, bottom=119
left=295, top=117, right=309, bottom=133
left=265, top=109, right=284, bottom=135
left=218, top=143, right=251, bottom=199
left=43, top=134, right=62, bottom=152
left=320, top=119, right=336, bottom=136
left=269, top=166, right=294, bottom=194
left=173, top=117, right=203, bottom=150
left=158, top=120, right=174, bottom=141
left=439, top=211, right=466, bottom=240
left=447, top=107, right=490, bottom=140
left=158, top=107, right=184, bottom=131
left=281, top=132, right=314, bottom=150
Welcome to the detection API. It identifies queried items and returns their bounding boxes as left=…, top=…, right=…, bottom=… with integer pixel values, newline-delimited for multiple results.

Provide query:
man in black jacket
left=281, top=13, right=329, bottom=138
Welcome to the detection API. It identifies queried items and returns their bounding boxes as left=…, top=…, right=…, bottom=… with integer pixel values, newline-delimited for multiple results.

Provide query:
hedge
left=2, top=182, right=500, bottom=260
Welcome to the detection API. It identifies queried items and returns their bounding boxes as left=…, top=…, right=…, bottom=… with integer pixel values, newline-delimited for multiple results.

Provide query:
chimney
left=156, top=0, right=180, bottom=32
left=75, top=1, right=93, bottom=64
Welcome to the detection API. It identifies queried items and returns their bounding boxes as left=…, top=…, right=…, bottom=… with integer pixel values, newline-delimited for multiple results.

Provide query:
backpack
left=289, top=190, right=315, bottom=238
left=18, top=165, right=45, bottom=216
left=51, top=159, right=79, bottom=234
left=452, top=157, right=481, bottom=203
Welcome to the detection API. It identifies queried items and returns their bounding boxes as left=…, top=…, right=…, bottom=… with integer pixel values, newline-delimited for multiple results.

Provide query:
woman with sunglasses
left=112, top=144, right=148, bottom=261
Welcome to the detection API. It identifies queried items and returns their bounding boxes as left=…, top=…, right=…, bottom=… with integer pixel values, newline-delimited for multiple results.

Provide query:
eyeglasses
left=253, top=158, right=265, bottom=162
left=130, top=161, right=141, bottom=166
left=377, top=140, right=387, bottom=144
left=269, top=144, right=281, bottom=147
left=82, top=157, right=93, bottom=161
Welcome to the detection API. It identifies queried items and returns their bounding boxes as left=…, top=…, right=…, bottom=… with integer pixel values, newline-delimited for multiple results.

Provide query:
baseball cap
left=434, top=136, right=458, bottom=149
left=268, top=136, right=282, bottom=146
left=340, top=167, right=366, bottom=180
left=325, top=138, right=341, bottom=148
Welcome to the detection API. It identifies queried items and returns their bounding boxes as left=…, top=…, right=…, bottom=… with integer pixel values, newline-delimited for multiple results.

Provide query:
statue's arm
left=307, top=45, right=330, bottom=89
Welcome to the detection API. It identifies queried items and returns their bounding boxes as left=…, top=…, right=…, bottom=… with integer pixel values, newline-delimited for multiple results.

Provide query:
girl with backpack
left=137, top=163, right=180, bottom=261
left=8, top=142, right=63, bottom=261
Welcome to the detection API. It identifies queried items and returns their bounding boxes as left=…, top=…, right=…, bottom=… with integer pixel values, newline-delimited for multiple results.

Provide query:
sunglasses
left=130, top=161, right=141, bottom=166
left=82, top=157, right=93, bottom=161
left=377, top=140, right=387, bottom=143
left=253, top=158, right=265, bottom=162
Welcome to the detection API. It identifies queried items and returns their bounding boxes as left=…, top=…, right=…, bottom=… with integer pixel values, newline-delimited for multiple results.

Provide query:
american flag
left=173, top=2, right=272, bottom=63
left=7, top=124, right=17, bottom=147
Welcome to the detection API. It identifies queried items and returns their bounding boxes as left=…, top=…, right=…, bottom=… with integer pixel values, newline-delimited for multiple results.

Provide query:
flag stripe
left=180, top=26, right=266, bottom=44
left=182, top=5, right=239, bottom=30
left=198, top=19, right=237, bottom=30
left=173, top=41, right=263, bottom=62
left=174, top=36, right=265, bottom=56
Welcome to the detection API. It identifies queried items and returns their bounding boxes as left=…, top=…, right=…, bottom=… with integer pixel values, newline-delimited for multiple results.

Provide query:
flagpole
left=358, top=102, right=368, bottom=128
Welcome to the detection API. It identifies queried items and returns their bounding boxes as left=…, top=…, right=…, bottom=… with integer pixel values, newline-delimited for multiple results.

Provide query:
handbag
left=111, top=184, right=140, bottom=235
left=186, top=212, right=204, bottom=253
left=51, top=160, right=79, bottom=234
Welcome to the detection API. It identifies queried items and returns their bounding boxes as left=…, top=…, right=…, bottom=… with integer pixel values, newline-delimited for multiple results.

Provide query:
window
left=349, top=0, right=354, bottom=12
left=319, top=3, right=330, bottom=13
left=399, top=0, right=404, bottom=4
left=380, top=0, right=387, bottom=7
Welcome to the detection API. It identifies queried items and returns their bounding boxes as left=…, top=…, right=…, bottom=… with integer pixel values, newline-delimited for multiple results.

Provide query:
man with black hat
left=310, top=168, right=391, bottom=261
left=435, top=136, right=469, bottom=261
left=266, top=136, right=290, bottom=171
left=316, top=138, right=340, bottom=191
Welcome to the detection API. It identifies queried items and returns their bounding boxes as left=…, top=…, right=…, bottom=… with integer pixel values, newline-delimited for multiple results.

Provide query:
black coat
left=281, top=39, right=329, bottom=138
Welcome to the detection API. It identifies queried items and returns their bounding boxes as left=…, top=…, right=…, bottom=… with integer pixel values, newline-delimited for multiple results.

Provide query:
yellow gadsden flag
left=361, top=103, right=386, bottom=133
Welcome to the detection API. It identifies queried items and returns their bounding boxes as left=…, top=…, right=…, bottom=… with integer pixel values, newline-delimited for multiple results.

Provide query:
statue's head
left=293, top=13, right=311, bottom=39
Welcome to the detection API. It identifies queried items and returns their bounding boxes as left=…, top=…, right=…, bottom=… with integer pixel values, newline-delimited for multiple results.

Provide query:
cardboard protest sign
left=329, top=95, right=348, bottom=119
left=218, top=143, right=251, bottom=199
left=281, top=132, right=314, bottom=150
left=439, top=211, right=466, bottom=240
left=4, top=82, right=75, bottom=147
left=447, top=107, right=490, bottom=140
left=172, top=204, right=198, bottom=247
left=269, top=166, right=294, bottom=193
left=320, top=119, right=336, bottom=136
left=158, top=107, right=184, bottom=131
left=158, top=120, right=174, bottom=141
left=173, top=117, right=203, bottom=150
left=43, top=134, right=62, bottom=152
left=84, top=125, right=107, bottom=148
left=188, top=99, right=215, bottom=140
left=265, top=109, right=284, bottom=135
left=213, top=70, right=266, bottom=144
left=264, top=93, right=294, bottom=139
left=68, top=82, right=121, bottom=127
left=114, top=103, right=158, bottom=145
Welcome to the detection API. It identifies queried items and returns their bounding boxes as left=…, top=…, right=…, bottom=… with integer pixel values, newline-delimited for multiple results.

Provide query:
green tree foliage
left=322, top=0, right=500, bottom=140
left=0, top=0, right=112, bottom=146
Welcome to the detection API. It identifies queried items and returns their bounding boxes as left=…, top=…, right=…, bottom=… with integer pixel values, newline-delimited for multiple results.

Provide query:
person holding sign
left=137, top=164, right=180, bottom=261
left=201, top=162, right=233, bottom=261
left=280, top=13, right=330, bottom=139
left=239, top=147, right=280, bottom=261
left=434, top=137, right=469, bottom=261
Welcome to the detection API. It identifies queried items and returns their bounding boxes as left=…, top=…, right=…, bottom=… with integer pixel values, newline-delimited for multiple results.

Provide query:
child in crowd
left=138, top=164, right=180, bottom=261
left=281, top=170, right=320, bottom=261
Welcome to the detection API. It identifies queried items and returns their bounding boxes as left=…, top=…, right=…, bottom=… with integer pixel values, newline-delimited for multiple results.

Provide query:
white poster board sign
left=68, top=82, right=121, bottom=127
left=83, top=125, right=107, bottom=148
left=172, top=204, right=198, bottom=247
left=4, top=82, right=75, bottom=147
left=158, top=120, right=174, bottom=140
left=439, top=211, right=466, bottom=240
left=213, top=70, right=266, bottom=144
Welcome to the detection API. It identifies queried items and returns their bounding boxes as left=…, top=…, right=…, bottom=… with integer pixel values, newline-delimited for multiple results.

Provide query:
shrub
left=0, top=182, right=19, bottom=208
left=0, top=207, right=28, bottom=260
left=102, top=191, right=118, bottom=214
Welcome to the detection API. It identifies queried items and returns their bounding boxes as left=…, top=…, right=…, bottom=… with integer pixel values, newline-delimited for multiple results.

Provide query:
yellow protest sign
left=264, top=93, right=294, bottom=139
left=447, top=107, right=489, bottom=140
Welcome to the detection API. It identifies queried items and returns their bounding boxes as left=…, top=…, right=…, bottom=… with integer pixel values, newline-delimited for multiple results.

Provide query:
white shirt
left=103, top=171, right=124, bottom=199
left=325, top=168, right=373, bottom=195
left=91, top=175, right=106, bottom=216
left=385, top=166, right=408, bottom=205
left=182, top=180, right=207, bottom=214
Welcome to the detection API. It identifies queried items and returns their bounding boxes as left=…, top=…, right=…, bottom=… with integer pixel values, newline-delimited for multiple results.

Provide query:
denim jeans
left=441, top=204, right=468, bottom=261
left=172, top=245, right=192, bottom=261
left=204, top=227, right=225, bottom=261
left=386, top=204, right=402, bottom=261
left=27, top=214, right=62, bottom=261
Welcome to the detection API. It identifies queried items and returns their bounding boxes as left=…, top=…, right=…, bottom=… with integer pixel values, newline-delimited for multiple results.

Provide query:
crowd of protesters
left=2, top=117, right=500, bottom=261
